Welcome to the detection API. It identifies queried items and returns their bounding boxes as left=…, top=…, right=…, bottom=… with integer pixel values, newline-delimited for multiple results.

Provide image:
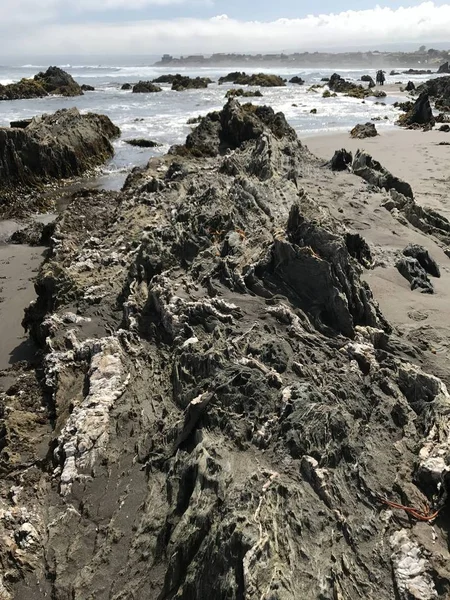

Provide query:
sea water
left=0, top=61, right=438, bottom=187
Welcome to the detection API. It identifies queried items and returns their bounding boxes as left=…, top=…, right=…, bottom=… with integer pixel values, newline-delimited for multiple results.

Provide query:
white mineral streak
left=55, top=337, right=130, bottom=496
left=390, top=530, right=438, bottom=600
left=401, top=363, right=450, bottom=484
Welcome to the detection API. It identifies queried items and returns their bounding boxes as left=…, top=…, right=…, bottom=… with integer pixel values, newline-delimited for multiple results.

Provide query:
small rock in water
left=125, top=138, right=162, bottom=148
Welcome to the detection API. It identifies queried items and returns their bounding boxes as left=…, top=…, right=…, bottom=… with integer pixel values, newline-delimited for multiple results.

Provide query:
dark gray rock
left=352, top=150, right=414, bottom=199
left=328, top=148, right=352, bottom=171
left=438, top=62, right=450, bottom=74
left=290, top=76, right=305, bottom=85
left=10, top=119, right=32, bottom=129
left=81, top=84, right=95, bottom=91
left=121, top=83, right=132, bottom=90
left=350, top=122, right=378, bottom=139
left=132, top=81, right=162, bottom=93
left=125, top=138, right=162, bottom=148
left=405, top=80, right=416, bottom=92
left=398, top=92, right=434, bottom=127
left=403, top=244, right=440, bottom=277
left=396, top=256, right=434, bottom=293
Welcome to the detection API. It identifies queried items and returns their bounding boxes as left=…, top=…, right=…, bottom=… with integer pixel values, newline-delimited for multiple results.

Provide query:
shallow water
left=0, top=62, right=438, bottom=181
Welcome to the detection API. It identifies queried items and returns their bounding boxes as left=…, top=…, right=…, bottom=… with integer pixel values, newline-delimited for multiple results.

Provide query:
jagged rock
left=225, top=88, right=263, bottom=98
left=403, top=244, right=440, bottom=277
left=0, top=78, right=48, bottom=101
left=394, top=100, right=414, bottom=112
left=438, top=62, right=450, bottom=74
left=9, top=221, right=55, bottom=246
left=132, top=81, right=163, bottom=93
left=328, top=73, right=373, bottom=98
left=289, top=76, right=305, bottom=85
left=328, top=148, right=353, bottom=171
left=34, top=66, right=83, bottom=97
left=398, top=92, right=435, bottom=127
left=361, top=75, right=375, bottom=87
left=405, top=80, right=416, bottom=92
left=0, top=108, right=120, bottom=213
left=417, top=76, right=450, bottom=112
left=396, top=256, right=434, bottom=293
left=125, top=138, right=162, bottom=148
left=352, top=150, right=414, bottom=199
left=173, top=98, right=296, bottom=157
left=350, top=122, right=378, bottom=139
left=218, top=72, right=286, bottom=87
left=81, top=84, right=95, bottom=91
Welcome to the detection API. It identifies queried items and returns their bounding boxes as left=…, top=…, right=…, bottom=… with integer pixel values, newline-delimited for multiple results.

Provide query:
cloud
left=2, top=2, right=450, bottom=56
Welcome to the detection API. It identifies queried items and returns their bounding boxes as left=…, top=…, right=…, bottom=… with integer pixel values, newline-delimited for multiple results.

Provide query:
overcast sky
left=1, top=1, right=450, bottom=57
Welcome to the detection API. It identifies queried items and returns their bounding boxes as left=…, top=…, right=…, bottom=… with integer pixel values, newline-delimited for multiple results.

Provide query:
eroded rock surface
left=1, top=100, right=450, bottom=600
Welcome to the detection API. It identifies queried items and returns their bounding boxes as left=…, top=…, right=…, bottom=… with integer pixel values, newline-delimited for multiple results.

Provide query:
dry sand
left=306, top=127, right=450, bottom=384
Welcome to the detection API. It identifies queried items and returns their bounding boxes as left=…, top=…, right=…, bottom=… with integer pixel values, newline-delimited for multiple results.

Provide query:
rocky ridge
left=1, top=99, right=450, bottom=599
left=0, top=66, right=83, bottom=101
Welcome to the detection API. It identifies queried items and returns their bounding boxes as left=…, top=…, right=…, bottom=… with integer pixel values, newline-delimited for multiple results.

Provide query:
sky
left=1, top=1, right=450, bottom=57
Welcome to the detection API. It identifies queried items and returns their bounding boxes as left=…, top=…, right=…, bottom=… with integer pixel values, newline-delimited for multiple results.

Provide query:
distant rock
left=81, top=84, right=95, bottom=91
left=350, top=123, right=378, bottom=139
left=328, top=73, right=379, bottom=99
left=125, top=138, right=162, bottom=148
left=402, top=68, right=432, bottom=75
left=289, top=76, right=305, bottom=85
left=171, top=75, right=213, bottom=91
left=361, top=75, right=375, bottom=88
left=152, top=74, right=178, bottom=84
left=328, top=148, right=353, bottom=171
left=405, top=81, right=415, bottom=92
left=439, top=124, right=450, bottom=132
left=218, top=72, right=286, bottom=87
left=121, top=83, right=132, bottom=90
left=225, top=88, right=263, bottom=98
left=132, top=81, right=163, bottom=93
left=397, top=92, right=435, bottom=128
left=438, top=62, right=450, bottom=74
left=390, top=70, right=400, bottom=75
left=321, top=77, right=330, bottom=82
left=34, top=66, right=83, bottom=97
left=403, top=244, right=440, bottom=278
left=310, top=108, right=317, bottom=114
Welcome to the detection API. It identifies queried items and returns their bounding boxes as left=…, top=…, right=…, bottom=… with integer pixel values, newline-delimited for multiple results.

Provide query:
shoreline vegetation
left=1, top=61, right=450, bottom=598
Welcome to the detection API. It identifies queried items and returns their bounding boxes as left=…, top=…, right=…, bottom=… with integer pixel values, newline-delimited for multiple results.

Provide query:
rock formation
left=350, top=122, right=378, bottom=139
left=328, top=73, right=386, bottom=99
left=125, top=138, right=162, bottom=148
left=328, top=148, right=353, bottom=171
left=417, top=76, right=450, bottom=112
left=438, top=62, right=450, bottom=74
left=405, top=80, right=416, bottom=92
left=397, top=93, right=435, bottom=128
left=289, top=76, right=305, bottom=85
left=171, top=76, right=213, bottom=91
left=1, top=99, right=450, bottom=600
left=0, top=108, right=120, bottom=215
left=218, top=72, right=286, bottom=87
left=132, top=81, right=163, bottom=93
left=352, top=150, right=413, bottom=198
left=0, top=66, right=83, bottom=101
left=225, top=88, right=263, bottom=98
left=81, top=84, right=95, bottom=91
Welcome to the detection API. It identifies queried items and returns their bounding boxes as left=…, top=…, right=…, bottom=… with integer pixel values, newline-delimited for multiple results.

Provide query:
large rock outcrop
left=417, top=76, right=450, bottom=111
left=218, top=72, right=286, bottom=87
left=0, top=67, right=83, bottom=100
left=0, top=108, right=120, bottom=213
left=438, top=62, right=450, bottom=74
left=1, top=100, right=450, bottom=600
left=397, top=92, right=435, bottom=128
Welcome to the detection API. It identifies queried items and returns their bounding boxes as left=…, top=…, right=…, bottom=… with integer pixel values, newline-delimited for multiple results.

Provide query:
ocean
left=0, top=62, right=437, bottom=189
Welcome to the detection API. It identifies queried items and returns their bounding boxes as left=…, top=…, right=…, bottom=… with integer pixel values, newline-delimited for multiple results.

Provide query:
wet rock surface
left=132, top=81, right=163, bottom=93
left=218, top=72, right=286, bottom=87
left=398, top=93, right=435, bottom=128
left=0, top=107, right=120, bottom=216
left=0, top=66, right=83, bottom=101
left=1, top=100, right=450, bottom=600
left=417, top=76, right=450, bottom=112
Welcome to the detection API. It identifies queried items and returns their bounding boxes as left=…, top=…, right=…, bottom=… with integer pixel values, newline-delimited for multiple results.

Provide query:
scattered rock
left=403, top=244, right=440, bottom=277
left=438, top=61, right=450, bottom=74
left=34, top=66, right=83, bottom=97
left=405, top=81, right=416, bottom=92
left=125, top=138, right=162, bottom=148
left=171, top=75, right=212, bottom=91
left=132, top=81, right=163, bottom=93
left=81, top=84, right=95, bottom=91
left=225, top=88, right=263, bottom=98
left=397, top=92, right=435, bottom=128
left=121, top=83, right=132, bottom=90
left=350, top=122, right=378, bottom=139
left=361, top=75, right=376, bottom=87
left=328, top=148, right=353, bottom=171
left=218, top=72, right=286, bottom=87
left=289, top=76, right=305, bottom=85
left=352, top=150, right=413, bottom=199
left=396, top=256, right=434, bottom=293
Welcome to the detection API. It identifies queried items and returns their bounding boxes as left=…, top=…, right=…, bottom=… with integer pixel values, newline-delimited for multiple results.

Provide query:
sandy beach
left=307, top=127, right=450, bottom=384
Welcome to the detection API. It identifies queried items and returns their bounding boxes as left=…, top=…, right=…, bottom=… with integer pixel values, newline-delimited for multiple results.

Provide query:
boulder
left=9, top=221, right=55, bottom=246
left=352, top=150, right=413, bottom=199
left=225, top=88, right=263, bottom=98
left=361, top=75, right=376, bottom=87
left=0, top=78, right=48, bottom=101
left=218, top=72, right=286, bottom=87
left=350, top=122, right=378, bottom=139
left=403, top=244, right=440, bottom=277
left=396, top=256, right=434, bottom=293
left=0, top=108, right=120, bottom=198
left=121, top=83, right=132, bottom=90
left=10, top=119, right=32, bottom=129
left=438, top=62, right=450, bottom=74
left=34, top=66, right=83, bottom=97
left=132, top=81, right=163, bottom=93
left=397, top=93, right=435, bottom=127
left=173, top=98, right=296, bottom=158
left=405, top=81, right=415, bottom=92
left=171, top=75, right=212, bottom=91
left=125, top=138, right=162, bottom=148
left=328, top=149, right=353, bottom=171
left=439, top=124, right=450, bottom=132
left=328, top=73, right=371, bottom=99
left=290, top=76, right=305, bottom=85
left=417, top=76, right=450, bottom=112
left=81, top=84, right=95, bottom=91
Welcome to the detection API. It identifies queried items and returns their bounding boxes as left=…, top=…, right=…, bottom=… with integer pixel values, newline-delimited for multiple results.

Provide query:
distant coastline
left=153, top=48, right=450, bottom=69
